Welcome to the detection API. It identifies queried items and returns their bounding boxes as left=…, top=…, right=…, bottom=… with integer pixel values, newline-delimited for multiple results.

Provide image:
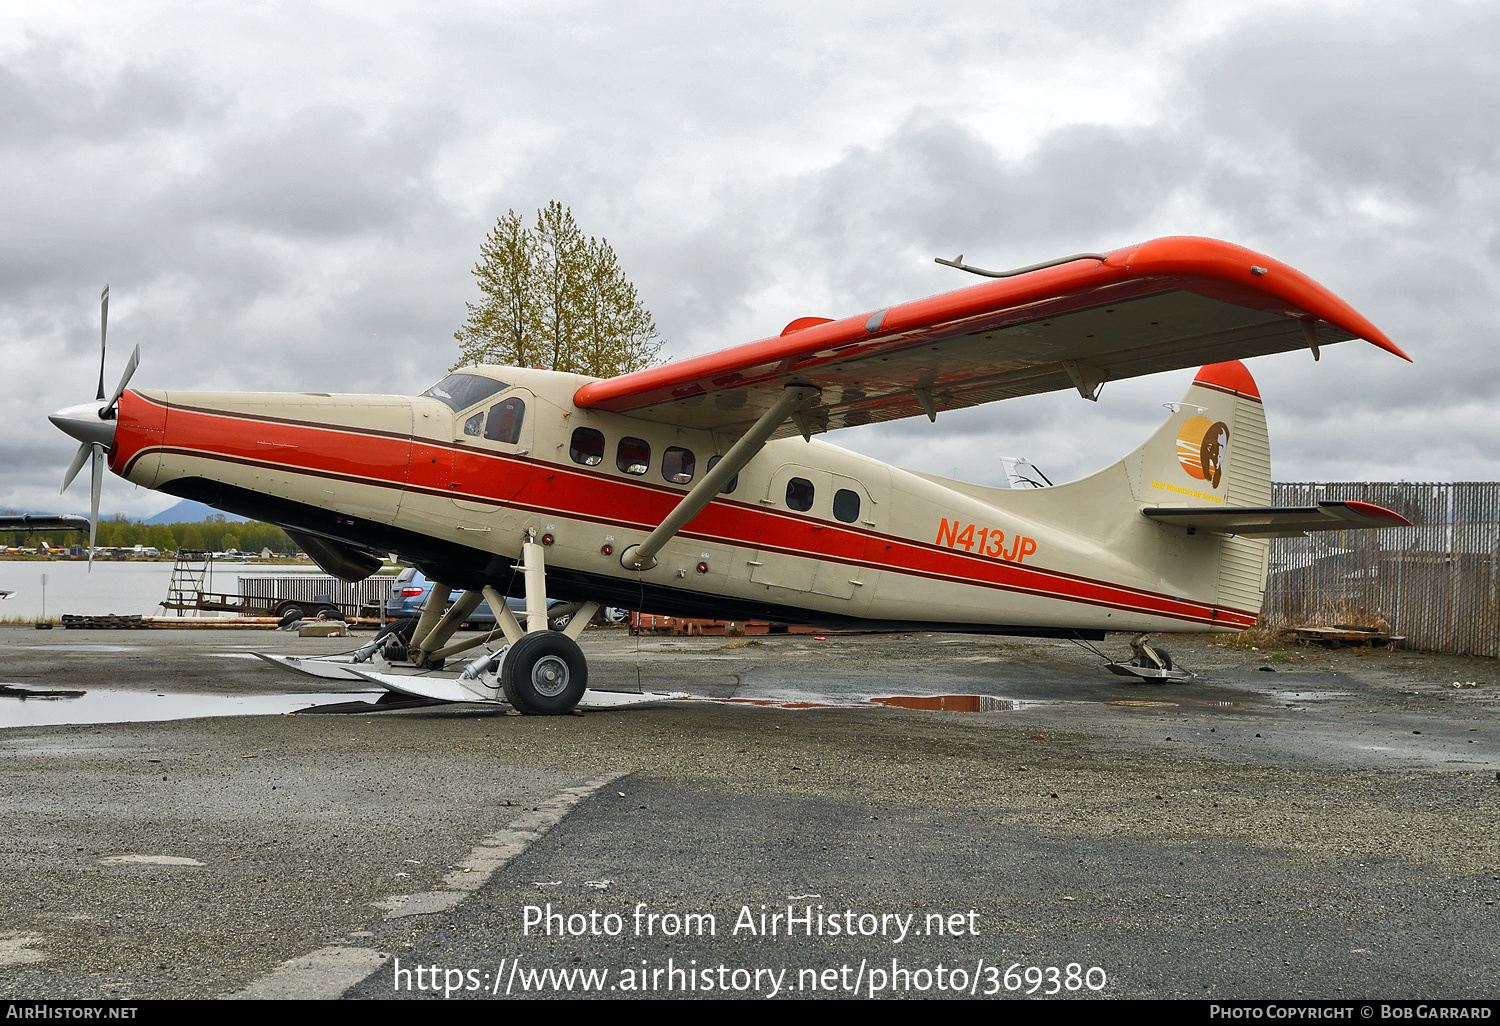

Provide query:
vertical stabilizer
left=1122, top=360, right=1272, bottom=616
left=1125, top=361, right=1270, bottom=508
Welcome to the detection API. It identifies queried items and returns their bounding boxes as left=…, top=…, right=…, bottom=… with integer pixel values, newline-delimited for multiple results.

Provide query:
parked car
left=386, top=568, right=624, bottom=630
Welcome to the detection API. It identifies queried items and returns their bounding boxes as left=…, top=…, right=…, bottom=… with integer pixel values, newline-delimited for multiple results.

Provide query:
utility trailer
left=159, top=551, right=396, bottom=620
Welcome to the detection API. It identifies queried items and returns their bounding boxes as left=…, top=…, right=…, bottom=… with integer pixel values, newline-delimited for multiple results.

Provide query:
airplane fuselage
left=109, top=365, right=1260, bottom=638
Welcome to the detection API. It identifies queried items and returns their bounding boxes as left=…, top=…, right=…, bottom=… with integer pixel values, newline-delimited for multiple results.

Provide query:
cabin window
left=706, top=454, right=738, bottom=493
left=570, top=427, right=605, bottom=466
left=617, top=437, right=650, bottom=475
left=786, top=477, right=814, bottom=512
left=662, top=446, right=695, bottom=484
left=833, top=488, right=860, bottom=523
left=484, top=397, right=525, bottom=445
left=462, top=412, right=483, bottom=437
left=421, top=373, right=506, bottom=411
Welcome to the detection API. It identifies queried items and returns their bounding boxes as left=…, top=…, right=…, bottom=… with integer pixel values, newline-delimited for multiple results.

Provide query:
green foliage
left=0, top=515, right=295, bottom=554
left=454, top=201, right=664, bottom=378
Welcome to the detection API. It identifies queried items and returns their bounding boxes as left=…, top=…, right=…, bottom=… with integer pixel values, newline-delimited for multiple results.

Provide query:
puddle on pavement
left=871, top=694, right=1047, bottom=712
left=720, top=698, right=843, bottom=709
left=0, top=685, right=396, bottom=728
left=1274, top=690, right=1355, bottom=703
left=18, top=645, right=140, bottom=653
left=707, top=693, right=1052, bottom=711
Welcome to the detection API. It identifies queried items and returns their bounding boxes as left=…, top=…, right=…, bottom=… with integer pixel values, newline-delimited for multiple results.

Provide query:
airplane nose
left=48, top=402, right=117, bottom=448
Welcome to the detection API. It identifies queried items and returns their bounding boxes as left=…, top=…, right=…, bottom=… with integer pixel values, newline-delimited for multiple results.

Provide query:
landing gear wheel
left=1130, top=648, right=1173, bottom=671
left=378, top=617, right=418, bottom=661
left=1128, top=635, right=1173, bottom=671
left=501, top=632, right=587, bottom=715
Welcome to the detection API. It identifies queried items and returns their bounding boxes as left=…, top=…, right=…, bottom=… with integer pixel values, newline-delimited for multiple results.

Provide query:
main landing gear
left=355, top=531, right=601, bottom=714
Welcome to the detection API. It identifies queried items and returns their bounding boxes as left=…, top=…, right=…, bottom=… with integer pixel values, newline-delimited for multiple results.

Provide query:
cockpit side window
left=484, top=397, right=525, bottom=444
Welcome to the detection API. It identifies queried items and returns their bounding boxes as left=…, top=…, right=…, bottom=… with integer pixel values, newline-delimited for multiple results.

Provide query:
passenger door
left=748, top=464, right=831, bottom=594
left=452, top=387, right=535, bottom=513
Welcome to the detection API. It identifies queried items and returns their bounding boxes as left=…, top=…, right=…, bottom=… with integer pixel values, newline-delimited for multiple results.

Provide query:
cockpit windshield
left=420, top=373, right=507, bottom=411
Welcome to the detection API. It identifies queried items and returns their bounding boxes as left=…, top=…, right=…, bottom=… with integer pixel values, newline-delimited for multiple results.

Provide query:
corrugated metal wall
left=237, top=575, right=396, bottom=611
left=1265, top=482, right=1500, bottom=656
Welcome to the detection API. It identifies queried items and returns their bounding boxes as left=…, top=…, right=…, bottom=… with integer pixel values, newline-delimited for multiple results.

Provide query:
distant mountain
left=143, top=500, right=249, bottom=525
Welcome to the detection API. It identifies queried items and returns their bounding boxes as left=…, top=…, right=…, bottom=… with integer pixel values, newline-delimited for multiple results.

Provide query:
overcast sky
left=2, top=0, right=1494, bottom=518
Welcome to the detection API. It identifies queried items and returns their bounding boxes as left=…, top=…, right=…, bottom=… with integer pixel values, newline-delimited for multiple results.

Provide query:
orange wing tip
left=1124, top=237, right=1410, bottom=363
left=1370, top=336, right=1414, bottom=362
left=1193, top=360, right=1260, bottom=400
left=1342, top=501, right=1413, bottom=527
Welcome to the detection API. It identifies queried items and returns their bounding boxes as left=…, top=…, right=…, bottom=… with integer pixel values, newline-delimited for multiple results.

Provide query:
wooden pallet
left=1283, top=625, right=1405, bottom=647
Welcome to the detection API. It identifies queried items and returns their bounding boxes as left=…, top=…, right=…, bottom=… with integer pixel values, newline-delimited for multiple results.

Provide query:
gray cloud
left=0, top=39, right=208, bottom=149
left=3, top=0, right=1497, bottom=519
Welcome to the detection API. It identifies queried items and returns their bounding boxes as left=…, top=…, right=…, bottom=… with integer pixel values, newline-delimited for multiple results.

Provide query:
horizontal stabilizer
left=0, top=514, right=91, bottom=532
left=1144, top=501, right=1411, bottom=536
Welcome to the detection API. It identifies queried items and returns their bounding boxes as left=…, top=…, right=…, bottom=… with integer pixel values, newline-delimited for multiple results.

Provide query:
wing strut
left=620, top=384, right=821, bottom=572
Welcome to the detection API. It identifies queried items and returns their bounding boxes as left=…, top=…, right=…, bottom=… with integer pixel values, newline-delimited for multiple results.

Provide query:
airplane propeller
left=48, top=285, right=141, bottom=569
left=96, top=285, right=108, bottom=401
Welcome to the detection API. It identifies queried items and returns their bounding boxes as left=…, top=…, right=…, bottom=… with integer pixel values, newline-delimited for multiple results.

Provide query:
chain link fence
left=1264, top=482, right=1500, bottom=656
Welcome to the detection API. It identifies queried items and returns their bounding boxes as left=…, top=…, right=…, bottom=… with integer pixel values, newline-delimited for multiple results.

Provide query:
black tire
left=276, top=605, right=306, bottom=629
left=1131, top=647, right=1173, bottom=671
left=378, top=617, right=419, bottom=660
left=501, top=632, right=587, bottom=715
left=548, top=614, right=572, bottom=632
left=314, top=605, right=346, bottom=621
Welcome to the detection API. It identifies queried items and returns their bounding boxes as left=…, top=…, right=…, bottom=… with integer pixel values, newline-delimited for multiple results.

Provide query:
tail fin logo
left=1176, top=417, right=1229, bottom=488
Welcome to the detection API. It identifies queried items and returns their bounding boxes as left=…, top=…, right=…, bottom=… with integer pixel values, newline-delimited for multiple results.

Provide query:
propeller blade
left=96, top=285, right=109, bottom=402
left=104, top=344, right=139, bottom=415
left=88, top=442, right=103, bottom=570
left=61, top=441, right=90, bottom=493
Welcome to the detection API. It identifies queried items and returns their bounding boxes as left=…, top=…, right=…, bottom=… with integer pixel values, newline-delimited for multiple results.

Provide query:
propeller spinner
left=48, top=285, right=140, bottom=568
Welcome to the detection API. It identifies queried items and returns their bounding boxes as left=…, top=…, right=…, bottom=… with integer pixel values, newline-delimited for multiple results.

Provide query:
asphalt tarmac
left=0, top=625, right=1496, bottom=1001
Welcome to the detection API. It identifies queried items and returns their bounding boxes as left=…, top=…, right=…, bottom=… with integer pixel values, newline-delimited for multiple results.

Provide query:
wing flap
left=1144, top=501, right=1412, bottom=536
left=574, top=237, right=1407, bottom=436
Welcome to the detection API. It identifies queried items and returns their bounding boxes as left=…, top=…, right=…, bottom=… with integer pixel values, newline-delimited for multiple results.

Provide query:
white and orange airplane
left=36, top=237, right=1412, bottom=713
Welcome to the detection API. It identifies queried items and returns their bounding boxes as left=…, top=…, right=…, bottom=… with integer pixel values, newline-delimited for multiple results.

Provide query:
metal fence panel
left=237, top=574, right=396, bottom=611
left=1265, top=483, right=1500, bottom=657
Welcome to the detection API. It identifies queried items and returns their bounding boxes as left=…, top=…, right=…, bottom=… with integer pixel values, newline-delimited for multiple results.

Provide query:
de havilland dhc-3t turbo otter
left=31, top=237, right=1413, bottom=714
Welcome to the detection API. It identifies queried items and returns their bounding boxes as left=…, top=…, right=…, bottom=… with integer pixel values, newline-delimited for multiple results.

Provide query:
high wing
left=572, top=236, right=1408, bottom=438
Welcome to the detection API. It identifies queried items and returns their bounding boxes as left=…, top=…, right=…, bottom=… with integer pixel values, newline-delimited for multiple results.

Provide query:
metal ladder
left=161, top=550, right=213, bottom=616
